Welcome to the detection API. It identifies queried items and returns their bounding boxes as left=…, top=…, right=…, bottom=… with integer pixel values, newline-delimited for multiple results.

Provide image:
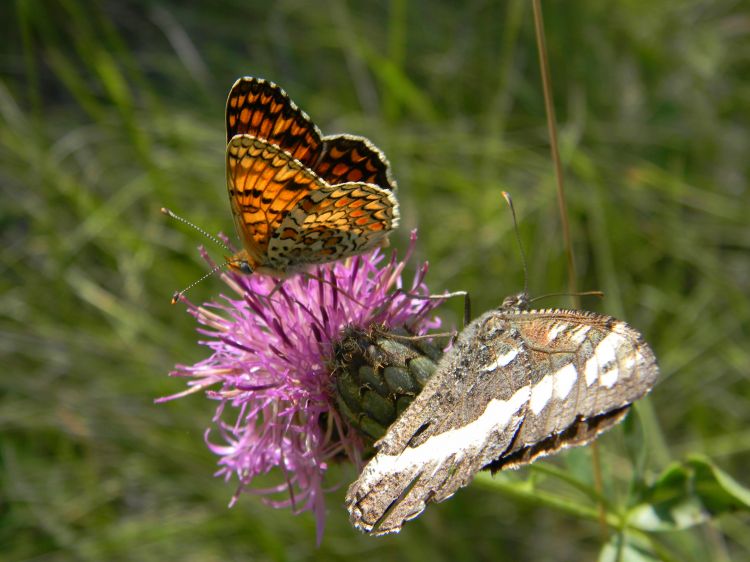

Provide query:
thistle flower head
left=159, top=231, right=443, bottom=542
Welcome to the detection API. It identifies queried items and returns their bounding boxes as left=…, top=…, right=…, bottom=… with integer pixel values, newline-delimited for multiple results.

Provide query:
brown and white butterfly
left=345, top=292, right=659, bottom=535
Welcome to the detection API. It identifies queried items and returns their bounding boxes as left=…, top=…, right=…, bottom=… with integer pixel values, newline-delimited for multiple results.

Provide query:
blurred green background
left=2, top=0, right=749, bottom=560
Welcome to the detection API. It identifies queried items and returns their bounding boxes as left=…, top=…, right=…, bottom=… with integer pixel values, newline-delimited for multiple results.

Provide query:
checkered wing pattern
left=226, top=78, right=396, bottom=192
left=315, top=135, right=396, bottom=192
left=224, top=78, right=399, bottom=275
left=226, top=77, right=322, bottom=166
left=267, top=183, right=398, bottom=269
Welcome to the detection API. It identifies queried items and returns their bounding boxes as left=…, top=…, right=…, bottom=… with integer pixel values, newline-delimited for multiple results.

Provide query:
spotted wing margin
left=345, top=308, right=658, bottom=535
left=226, top=135, right=327, bottom=267
left=226, top=77, right=323, bottom=166
left=315, top=134, right=397, bottom=192
left=266, top=183, right=399, bottom=271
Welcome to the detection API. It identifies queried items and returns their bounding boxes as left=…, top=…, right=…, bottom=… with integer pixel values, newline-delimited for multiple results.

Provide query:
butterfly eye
left=500, top=292, right=528, bottom=311
left=238, top=261, right=254, bottom=275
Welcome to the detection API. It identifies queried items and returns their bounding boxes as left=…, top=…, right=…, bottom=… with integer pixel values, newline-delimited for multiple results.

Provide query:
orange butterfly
left=224, top=77, right=399, bottom=277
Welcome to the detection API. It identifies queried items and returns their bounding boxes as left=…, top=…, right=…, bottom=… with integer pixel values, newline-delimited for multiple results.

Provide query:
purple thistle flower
left=159, top=231, right=443, bottom=543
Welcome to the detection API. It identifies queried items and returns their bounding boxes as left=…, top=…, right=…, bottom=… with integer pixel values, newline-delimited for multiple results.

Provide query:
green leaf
left=628, top=456, right=750, bottom=532
left=686, top=456, right=750, bottom=512
left=599, top=532, right=659, bottom=562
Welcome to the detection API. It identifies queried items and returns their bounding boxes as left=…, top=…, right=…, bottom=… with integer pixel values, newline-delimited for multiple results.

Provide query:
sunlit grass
left=2, top=0, right=749, bottom=560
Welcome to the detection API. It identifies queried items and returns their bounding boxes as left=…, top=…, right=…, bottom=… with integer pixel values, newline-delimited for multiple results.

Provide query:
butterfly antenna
left=161, top=207, right=232, bottom=252
left=501, top=192, right=529, bottom=297
left=171, top=261, right=229, bottom=304
left=528, top=290, right=604, bottom=306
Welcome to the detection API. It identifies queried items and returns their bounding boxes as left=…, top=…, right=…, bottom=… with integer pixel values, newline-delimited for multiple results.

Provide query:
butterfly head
left=500, top=292, right=529, bottom=312
left=226, top=250, right=255, bottom=275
